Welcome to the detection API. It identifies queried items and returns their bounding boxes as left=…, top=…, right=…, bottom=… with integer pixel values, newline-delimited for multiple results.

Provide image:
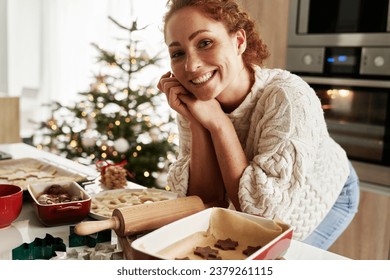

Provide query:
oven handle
left=331, top=134, right=384, bottom=149
left=302, top=76, right=390, bottom=89
left=326, top=120, right=385, bottom=137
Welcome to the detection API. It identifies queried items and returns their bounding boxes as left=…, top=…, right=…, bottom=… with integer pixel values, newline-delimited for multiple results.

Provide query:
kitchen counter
left=0, top=143, right=349, bottom=260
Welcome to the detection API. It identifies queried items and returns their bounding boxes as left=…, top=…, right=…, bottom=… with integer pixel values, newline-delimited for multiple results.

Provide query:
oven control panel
left=286, top=47, right=325, bottom=73
left=286, top=47, right=390, bottom=77
left=360, top=48, right=390, bottom=76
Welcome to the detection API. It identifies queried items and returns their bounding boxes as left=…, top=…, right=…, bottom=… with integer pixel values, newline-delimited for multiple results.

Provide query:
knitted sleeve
left=237, top=80, right=321, bottom=220
left=166, top=114, right=191, bottom=197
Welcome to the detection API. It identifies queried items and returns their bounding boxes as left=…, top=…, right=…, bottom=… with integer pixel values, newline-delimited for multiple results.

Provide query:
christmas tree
left=33, top=16, right=177, bottom=189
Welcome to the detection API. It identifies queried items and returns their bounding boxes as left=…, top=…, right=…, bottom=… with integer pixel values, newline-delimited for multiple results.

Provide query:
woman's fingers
left=158, top=72, right=181, bottom=93
left=157, top=71, right=172, bottom=91
left=157, top=72, right=194, bottom=121
left=161, top=81, right=183, bottom=96
left=167, top=86, right=187, bottom=107
left=177, top=92, right=195, bottom=104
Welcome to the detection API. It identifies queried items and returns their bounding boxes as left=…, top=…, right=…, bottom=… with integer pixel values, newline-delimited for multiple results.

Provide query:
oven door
left=304, top=77, right=390, bottom=166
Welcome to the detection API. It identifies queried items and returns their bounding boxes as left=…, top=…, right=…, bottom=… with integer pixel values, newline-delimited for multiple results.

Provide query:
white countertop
left=0, top=143, right=349, bottom=260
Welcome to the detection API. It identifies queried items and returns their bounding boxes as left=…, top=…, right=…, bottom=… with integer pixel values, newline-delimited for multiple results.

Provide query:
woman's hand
left=178, top=93, right=227, bottom=132
left=158, top=71, right=228, bottom=131
left=158, top=71, right=194, bottom=122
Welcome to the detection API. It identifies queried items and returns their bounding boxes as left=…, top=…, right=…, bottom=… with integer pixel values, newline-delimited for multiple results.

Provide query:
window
left=6, top=0, right=170, bottom=136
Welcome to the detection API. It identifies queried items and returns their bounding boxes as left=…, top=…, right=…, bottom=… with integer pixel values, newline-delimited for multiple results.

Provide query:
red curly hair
left=163, top=0, right=270, bottom=69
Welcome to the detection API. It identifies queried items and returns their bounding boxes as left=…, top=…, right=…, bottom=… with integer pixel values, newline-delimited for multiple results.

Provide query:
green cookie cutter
left=12, top=233, right=66, bottom=260
left=68, top=226, right=111, bottom=248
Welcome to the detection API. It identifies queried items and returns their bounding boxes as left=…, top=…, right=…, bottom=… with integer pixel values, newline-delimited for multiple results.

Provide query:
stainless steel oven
left=287, top=0, right=390, bottom=47
left=286, top=0, right=390, bottom=167
left=300, top=76, right=390, bottom=166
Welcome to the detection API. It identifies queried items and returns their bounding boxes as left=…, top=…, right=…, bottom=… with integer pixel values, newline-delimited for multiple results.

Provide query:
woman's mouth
left=191, top=70, right=216, bottom=85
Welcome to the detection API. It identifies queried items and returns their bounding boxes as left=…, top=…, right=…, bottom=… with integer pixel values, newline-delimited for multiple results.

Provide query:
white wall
left=7, top=0, right=41, bottom=97
left=0, top=0, right=8, bottom=94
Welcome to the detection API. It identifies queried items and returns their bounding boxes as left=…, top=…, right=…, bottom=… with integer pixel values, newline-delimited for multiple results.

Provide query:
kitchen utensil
left=0, top=151, right=12, bottom=160
left=74, top=195, right=205, bottom=237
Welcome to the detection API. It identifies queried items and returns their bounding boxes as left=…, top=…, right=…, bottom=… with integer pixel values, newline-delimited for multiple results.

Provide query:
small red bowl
left=27, top=181, right=91, bottom=226
left=0, top=184, right=23, bottom=229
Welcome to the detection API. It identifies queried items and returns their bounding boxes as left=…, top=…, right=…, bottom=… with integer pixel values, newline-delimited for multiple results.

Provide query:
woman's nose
left=185, top=53, right=202, bottom=72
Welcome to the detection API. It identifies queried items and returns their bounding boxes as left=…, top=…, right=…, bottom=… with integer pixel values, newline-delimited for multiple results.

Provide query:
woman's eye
left=199, top=40, right=212, bottom=48
left=170, top=51, right=184, bottom=59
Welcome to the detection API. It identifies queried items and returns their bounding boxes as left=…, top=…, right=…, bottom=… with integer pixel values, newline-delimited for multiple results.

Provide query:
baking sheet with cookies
left=131, top=208, right=293, bottom=260
left=0, top=158, right=87, bottom=191
left=89, top=188, right=178, bottom=220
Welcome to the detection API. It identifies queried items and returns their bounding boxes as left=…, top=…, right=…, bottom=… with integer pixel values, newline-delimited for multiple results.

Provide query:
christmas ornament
left=114, top=137, right=130, bottom=153
left=155, top=172, right=168, bottom=189
left=81, top=129, right=98, bottom=148
left=149, top=127, right=161, bottom=142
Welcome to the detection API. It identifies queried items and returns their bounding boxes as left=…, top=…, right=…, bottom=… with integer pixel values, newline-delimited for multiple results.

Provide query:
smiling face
left=165, top=6, right=251, bottom=107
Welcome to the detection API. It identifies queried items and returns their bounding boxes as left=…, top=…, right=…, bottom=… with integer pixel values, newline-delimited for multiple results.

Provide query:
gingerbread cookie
left=214, top=238, right=239, bottom=250
left=242, top=245, right=262, bottom=256
left=194, top=246, right=219, bottom=259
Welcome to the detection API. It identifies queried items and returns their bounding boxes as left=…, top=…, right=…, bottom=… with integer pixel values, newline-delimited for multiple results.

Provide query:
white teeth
left=192, top=72, right=213, bottom=84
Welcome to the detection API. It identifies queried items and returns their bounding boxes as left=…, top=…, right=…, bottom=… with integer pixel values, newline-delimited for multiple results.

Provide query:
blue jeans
left=302, top=161, right=360, bottom=250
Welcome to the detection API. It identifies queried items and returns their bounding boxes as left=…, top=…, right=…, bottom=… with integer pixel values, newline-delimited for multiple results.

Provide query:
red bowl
left=0, top=184, right=23, bottom=229
left=27, top=181, right=91, bottom=226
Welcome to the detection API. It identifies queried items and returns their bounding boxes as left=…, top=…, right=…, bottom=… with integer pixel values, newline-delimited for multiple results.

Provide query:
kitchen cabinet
left=0, top=97, right=20, bottom=143
left=236, top=0, right=290, bottom=69
left=328, top=183, right=390, bottom=260
left=328, top=161, right=390, bottom=260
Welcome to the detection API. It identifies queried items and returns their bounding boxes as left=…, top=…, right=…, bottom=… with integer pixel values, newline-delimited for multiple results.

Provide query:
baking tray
left=0, top=157, right=90, bottom=191
left=130, top=208, right=293, bottom=260
left=89, top=188, right=178, bottom=220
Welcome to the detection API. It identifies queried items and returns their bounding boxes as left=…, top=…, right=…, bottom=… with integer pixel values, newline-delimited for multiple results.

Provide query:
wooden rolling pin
left=74, top=196, right=205, bottom=237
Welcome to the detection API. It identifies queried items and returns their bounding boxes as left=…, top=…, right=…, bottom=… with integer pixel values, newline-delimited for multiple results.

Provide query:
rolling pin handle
left=74, top=216, right=120, bottom=236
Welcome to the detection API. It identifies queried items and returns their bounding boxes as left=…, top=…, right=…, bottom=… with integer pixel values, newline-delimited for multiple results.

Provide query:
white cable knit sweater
left=167, top=66, right=350, bottom=240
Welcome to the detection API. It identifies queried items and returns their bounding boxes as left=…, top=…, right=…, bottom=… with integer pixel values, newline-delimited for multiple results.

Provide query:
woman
left=157, top=0, right=359, bottom=250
